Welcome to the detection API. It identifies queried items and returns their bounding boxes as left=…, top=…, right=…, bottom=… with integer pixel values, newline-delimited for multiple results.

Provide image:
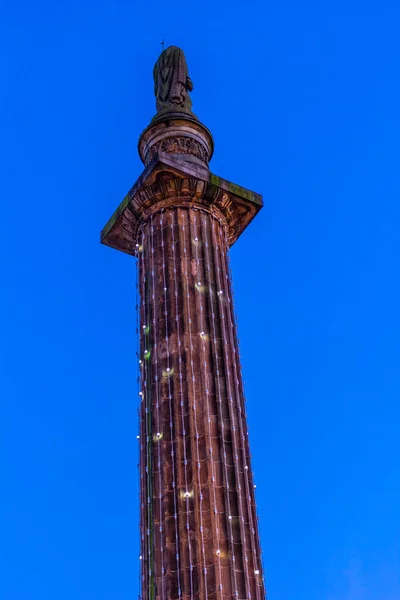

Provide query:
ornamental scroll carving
left=145, top=136, right=209, bottom=166
left=121, top=176, right=249, bottom=248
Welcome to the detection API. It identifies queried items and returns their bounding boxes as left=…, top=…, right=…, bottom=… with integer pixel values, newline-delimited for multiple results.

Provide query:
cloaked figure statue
left=153, top=46, right=194, bottom=113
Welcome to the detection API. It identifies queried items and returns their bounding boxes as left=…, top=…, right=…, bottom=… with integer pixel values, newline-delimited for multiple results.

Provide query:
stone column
left=101, top=111, right=265, bottom=600
left=138, top=202, right=264, bottom=600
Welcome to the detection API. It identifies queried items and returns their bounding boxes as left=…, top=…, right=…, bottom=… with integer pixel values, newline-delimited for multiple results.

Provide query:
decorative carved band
left=144, top=136, right=209, bottom=165
left=121, top=175, right=249, bottom=249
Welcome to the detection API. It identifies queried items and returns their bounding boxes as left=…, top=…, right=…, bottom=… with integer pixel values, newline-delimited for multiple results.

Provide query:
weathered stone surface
left=145, top=136, right=208, bottom=166
left=100, top=155, right=263, bottom=254
left=101, top=47, right=266, bottom=600
left=138, top=206, right=265, bottom=600
left=139, top=116, right=214, bottom=169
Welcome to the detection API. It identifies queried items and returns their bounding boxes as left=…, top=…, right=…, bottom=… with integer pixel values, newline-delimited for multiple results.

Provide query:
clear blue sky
left=1, top=1, right=400, bottom=599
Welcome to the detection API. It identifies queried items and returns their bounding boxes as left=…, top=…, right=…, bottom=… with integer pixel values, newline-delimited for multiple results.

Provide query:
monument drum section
left=101, top=47, right=265, bottom=600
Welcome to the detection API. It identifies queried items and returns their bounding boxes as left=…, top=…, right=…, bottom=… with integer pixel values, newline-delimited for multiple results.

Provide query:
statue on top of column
left=153, top=46, right=194, bottom=113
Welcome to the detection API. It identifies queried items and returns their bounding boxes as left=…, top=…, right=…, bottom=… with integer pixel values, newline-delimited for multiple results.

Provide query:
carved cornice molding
left=121, top=175, right=244, bottom=247
left=100, top=155, right=263, bottom=256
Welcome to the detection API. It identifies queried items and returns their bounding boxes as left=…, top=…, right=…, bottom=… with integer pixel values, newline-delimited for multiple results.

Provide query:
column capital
left=100, top=154, right=263, bottom=256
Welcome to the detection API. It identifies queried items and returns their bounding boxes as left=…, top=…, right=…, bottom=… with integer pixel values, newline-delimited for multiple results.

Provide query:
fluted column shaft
left=138, top=204, right=265, bottom=600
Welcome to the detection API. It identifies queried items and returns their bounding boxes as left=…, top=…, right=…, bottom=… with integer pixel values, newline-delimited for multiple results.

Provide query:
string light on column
left=149, top=214, right=168, bottom=600
left=193, top=210, right=225, bottom=600
left=182, top=209, right=209, bottom=600
left=159, top=211, right=182, bottom=600
left=171, top=210, right=195, bottom=600
left=136, top=244, right=144, bottom=600
left=202, top=211, right=247, bottom=599
left=135, top=205, right=266, bottom=600
left=138, top=226, right=154, bottom=600
left=216, top=220, right=264, bottom=600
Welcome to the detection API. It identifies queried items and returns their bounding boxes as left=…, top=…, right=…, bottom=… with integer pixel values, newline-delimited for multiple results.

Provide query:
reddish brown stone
left=101, top=110, right=265, bottom=600
left=135, top=207, right=265, bottom=600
